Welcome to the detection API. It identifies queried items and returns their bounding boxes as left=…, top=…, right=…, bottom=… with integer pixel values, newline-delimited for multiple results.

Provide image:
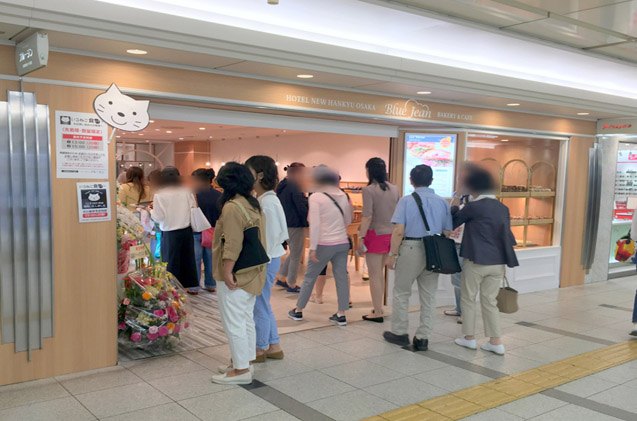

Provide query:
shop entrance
left=115, top=115, right=395, bottom=359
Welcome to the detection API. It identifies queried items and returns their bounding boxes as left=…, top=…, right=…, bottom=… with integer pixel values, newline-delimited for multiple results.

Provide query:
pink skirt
left=363, top=229, right=391, bottom=254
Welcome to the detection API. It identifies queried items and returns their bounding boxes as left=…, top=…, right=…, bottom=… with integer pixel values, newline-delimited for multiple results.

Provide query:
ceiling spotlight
left=149, top=120, right=155, bottom=123
left=507, top=103, right=520, bottom=107
left=126, top=49, right=148, bottom=55
left=500, top=139, right=509, bottom=142
left=145, top=140, right=149, bottom=143
left=417, top=91, right=431, bottom=95
left=577, top=112, right=590, bottom=116
left=178, top=137, right=184, bottom=140
left=148, top=164, right=153, bottom=167
left=296, top=74, right=314, bottom=79
left=275, top=161, right=280, bottom=166
left=166, top=130, right=172, bottom=134
left=199, top=127, right=206, bottom=130
left=205, top=161, right=211, bottom=166
left=115, top=135, right=121, bottom=138
left=138, top=133, right=143, bottom=136
left=221, top=162, right=226, bottom=166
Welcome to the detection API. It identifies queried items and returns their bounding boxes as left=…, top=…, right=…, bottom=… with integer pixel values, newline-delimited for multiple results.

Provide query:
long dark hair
left=245, top=155, right=279, bottom=191
left=216, top=162, right=261, bottom=212
left=125, top=166, right=147, bottom=202
left=366, top=157, right=389, bottom=191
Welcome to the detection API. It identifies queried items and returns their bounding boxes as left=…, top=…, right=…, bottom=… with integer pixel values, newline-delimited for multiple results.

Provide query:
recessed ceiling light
left=275, top=161, right=280, bottom=166
left=115, top=135, right=121, bottom=138
left=179, top=137, right=184, bottom=140
left=577, top=112, right=590, bottom=116
left=507, top=103, right=520, bottom=107
left=417, top=91, right=431, bottom=95
left=138, top=133, right=143, bottom=136
left=166, top=130, right=172, bottom=134
left=126, top=49, right=148, bottom=55
left=296, top=74, right=314, bottom=79
left=149, top=120, right=155, bottom=123
left=205, top=161, right=211, bottom=166
left=199, top=127, right=206, bottom=130
left=501, top=139, right=509, bottom=142
left=145, top=140, right=149, bottom=143
left=155, top=129, right=160, bottom=131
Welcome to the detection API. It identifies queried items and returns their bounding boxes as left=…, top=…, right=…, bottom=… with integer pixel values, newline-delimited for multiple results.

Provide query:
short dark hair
left=245, top=155, right=279, bottom=191
left=465, top=168, right=495, bottom=194
left=313, top=165, right=339, bottom=186
left=192, top=168, right=215, bottom=183
left=284, top=162, right=305, bottom=175
left=161, top=166, right=181, bottom=186
left=410, top=165, right=433, bottom=187
left=366, top=157, right=389, bottom=191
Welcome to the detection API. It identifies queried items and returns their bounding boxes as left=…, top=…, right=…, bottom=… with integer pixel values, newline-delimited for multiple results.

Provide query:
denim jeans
left=193, top=233, right=215, bottom=289
left=633, top=290, right=637, bottom=323
left=254, top=257, right=281, bottom=350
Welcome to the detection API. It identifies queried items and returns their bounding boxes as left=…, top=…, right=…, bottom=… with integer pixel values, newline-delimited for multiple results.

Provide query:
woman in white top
left=245, top=156, right=289, bottom=362
left=289, top=165, right=352, bottom=326
left=150, top=167, right=198, bottom=291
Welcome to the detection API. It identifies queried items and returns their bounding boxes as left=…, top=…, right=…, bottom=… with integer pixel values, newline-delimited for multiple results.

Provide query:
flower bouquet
left=118, top=263, right=191, bottom=349
left=117, top=204, right=150, bottom=274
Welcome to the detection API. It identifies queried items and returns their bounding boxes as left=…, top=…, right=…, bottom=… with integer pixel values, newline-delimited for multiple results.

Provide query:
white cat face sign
left=93, top=84, right=150, bottom=131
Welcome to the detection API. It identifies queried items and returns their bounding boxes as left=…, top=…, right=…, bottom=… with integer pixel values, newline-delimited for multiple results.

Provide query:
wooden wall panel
left=559, top=137, right=593, bottom=287
left=0, top=81, right=117, bottom=385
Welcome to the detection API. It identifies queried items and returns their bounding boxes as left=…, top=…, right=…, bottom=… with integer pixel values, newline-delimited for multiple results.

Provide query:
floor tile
left=556, top=376, right=620, bottom=398
left=57, top=366, right=141, bottom=395
left=198, top=344, right=232, bottom=362
left=101, top=402, right=199, bottom=421
left=180, top=350, right=226, bottom=371
left=414, top=366, right=492, bottom=392
left=307, top=389, right=396, bottom=421
left=285, top=345, right=359, bottom=369
left=588, top=384, right=637, bottom=413
left=74, top=382, right=170, bottom=418
left=320, top=360, right=403, bottom=388
left=509, top=342, right=579, bottom=363
left=0, top=378, right=69, bottom=410
left=499, top=394, right=567, bottom=418
left=591, top=363, right=637, bottom=384
left=329, top=337, right=402, bottom=358
left=529, top=403, right=622, bottom=420
left=241, top=410, right=300, bottom=421
left=428, top=341, right=484, bottom=362
left=278, top=333, right=322, bottom=351
left=148, top=369, right=234, bottom=400
left=366, top=349, right=448, bottom=375
left=266, top=371, right=354, bottom=403
left=296, top=326, right=366, bottom=345
left=253, top=358, right=314, bottom=382
left=540, top=336, right=606, bottom=353
left=464, top=408, right=524, bottom=420
left=471, top=353, right=542, bottom=375
left=179, top=387, right=277, bottom=421
left=126, top=354, right=204, bottom=381
left=0, top=397, right=95, bottom=421
left=363, top=377, right=447, bottom=406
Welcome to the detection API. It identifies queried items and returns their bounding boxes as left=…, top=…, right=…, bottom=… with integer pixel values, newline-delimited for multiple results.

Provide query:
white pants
left=217, top=283, right=257, bottom=370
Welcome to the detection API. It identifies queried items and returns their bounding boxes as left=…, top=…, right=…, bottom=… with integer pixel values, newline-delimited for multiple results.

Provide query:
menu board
left=56, top=111, right=109, bottom=179
left=613, top=149, right=637, bottom=221
left=403, top=133, right=457, bottom=197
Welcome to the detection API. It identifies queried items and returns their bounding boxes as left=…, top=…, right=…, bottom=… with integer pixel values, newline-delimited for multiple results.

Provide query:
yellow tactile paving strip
left=366, top=341, right=637, bottom=421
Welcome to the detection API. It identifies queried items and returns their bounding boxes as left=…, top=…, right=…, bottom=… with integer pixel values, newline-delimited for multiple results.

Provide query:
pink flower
left=130, top=332, right=142, bottom=342
left=118, top=322, right=126, bottom=330
left=173, top=324, right=181, bottom=334
left=148, top=326, right=159, bottom=334
left=184, top=322, right=190, bottom=329
left=147, top=332, right=158, bottom=341
left=167, top=307, right=179, bottom=322
left=153, top=309, right=165, bottom=317
left=158, top=326, right=169, bottom=337
left=158, top=292, right=168, bottom=301
left=172, top=290, right=179, bottom=298
left=122, top=298, right=130, bottom=306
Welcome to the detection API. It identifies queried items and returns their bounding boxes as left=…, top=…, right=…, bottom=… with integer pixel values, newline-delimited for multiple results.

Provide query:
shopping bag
left=496, top=277, right=518, bottom=314
left=190, top=207, right=212, bottom=233
left=201, top=228, right=214, bottom=248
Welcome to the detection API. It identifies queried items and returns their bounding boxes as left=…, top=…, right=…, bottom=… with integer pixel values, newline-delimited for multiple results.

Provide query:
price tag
left=129, top=244, right=147, bottom=260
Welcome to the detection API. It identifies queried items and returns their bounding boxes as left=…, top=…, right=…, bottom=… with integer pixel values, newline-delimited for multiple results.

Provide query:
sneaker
left=218, top=364, right=254, bottom=374
left=383, top=331, right=410, bottom=346
left=211, top=370, right=252, bottom=385
left=288, top=309, right=303, bottom=321
left=329, top=313, right=347, bottom=326
left=481, top=342, right=505, bottom=355
left=275, top=280, right=289, bottom=289
left=630, top=324, right=637, bottom=337
left=413, top=337, right=429, bottom=351
left=286, top=286, right=301, bottom=293
left=454, top=337, right=477, bottom=350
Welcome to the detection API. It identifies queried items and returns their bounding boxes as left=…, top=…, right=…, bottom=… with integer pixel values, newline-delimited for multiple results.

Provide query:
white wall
left=209, top=133, right=390, bottom=181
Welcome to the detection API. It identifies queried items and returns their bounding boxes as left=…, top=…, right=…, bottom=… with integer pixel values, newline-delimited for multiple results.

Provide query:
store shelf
left=511, top=219, right=527, bottom=226
left=497, top=191, right=555, bottom=198
left=511, top=218, right=554, bottom=227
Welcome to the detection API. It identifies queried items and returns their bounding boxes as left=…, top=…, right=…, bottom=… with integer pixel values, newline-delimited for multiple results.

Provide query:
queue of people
left=118, top=155, right=520, bottom=386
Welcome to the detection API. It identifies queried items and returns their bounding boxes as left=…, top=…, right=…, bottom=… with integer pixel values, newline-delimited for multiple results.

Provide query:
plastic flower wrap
left=117, top=204, right=146, bottom=248
left=118, top=263, right=191, bottom=349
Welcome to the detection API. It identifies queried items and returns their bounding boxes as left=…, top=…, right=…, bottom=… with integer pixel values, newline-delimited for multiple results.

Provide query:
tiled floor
left=2, top=276, right=637, bottom=420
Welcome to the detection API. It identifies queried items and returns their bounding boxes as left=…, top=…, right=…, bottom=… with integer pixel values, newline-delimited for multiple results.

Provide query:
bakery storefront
left=0, top=45, right=594, bottom=385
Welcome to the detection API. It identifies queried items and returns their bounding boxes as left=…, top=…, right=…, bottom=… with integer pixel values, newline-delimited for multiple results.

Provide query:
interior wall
left=175, top=141, right=210, bottom=176
left=209, top=133, right=390, bottom=181
left=0, top=81, right=118, bottom=386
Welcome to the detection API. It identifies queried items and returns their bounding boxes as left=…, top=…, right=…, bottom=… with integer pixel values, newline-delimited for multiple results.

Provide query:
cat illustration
left=93, top=84, right=150, bottom=131
left=87, top=193, right=101, bottom=202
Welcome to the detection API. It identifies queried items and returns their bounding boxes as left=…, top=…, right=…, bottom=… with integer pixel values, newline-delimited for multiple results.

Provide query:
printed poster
left=56, top=111, right=109, bottom=179
left=403, top=133, right=457, bottom=197
left=77, top=182, right=111, bottom=223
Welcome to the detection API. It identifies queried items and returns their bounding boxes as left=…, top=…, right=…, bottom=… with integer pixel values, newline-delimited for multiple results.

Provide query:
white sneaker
left=211, top=370, right=253, bottom=385
left=454, top=337, right=477, bottom=350
left=481, top=342, right=505, bottom=355
left=630, top=323, right=637, bottom=337
left=217, top=364, right=254, bottom=374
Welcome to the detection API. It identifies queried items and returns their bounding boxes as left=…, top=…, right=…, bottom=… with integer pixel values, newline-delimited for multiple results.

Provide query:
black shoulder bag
left=224, top=200, right=270, bottom=273
left=322, top=193, right=353, bottom=250
left=411, top=192, right=461, bottom=274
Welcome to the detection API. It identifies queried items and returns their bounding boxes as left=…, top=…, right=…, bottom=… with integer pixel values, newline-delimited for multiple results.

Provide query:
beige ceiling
left=116, top=120, right=309, bottom=144
left=379, top=0, right=637, bottom=62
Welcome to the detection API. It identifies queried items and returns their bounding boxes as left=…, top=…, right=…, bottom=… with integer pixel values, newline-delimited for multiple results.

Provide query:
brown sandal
left=266, top=351, right=284, bottom=360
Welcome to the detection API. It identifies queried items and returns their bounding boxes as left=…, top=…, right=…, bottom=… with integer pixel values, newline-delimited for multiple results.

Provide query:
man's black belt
left=404, top=236, right=425, bottom=240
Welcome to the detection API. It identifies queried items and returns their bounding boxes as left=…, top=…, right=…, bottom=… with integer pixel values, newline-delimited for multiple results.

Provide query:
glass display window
left=465, top=134, right=560, bottom=248
left=609, top=143, right=637, bottom=268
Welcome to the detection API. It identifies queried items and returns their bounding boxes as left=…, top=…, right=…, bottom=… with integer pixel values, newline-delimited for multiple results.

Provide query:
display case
left=466, top=134, right=560, bottom=248
left=609, top=144, right=637, bottom=268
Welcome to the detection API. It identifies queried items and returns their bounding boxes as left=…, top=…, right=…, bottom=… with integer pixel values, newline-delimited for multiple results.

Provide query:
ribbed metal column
left=0, top=92, right=53, bottom=357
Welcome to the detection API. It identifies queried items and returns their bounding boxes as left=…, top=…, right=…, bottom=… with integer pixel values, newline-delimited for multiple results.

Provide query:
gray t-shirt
left=362, top=182, right=400, bottom=235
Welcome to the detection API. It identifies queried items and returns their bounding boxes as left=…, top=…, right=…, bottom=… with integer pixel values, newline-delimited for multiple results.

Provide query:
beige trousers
left=461, top=260, right=504, bottom=338
left=391, top=240, right=439, bottom=340
left=365, top=253, right=386, bottom=314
